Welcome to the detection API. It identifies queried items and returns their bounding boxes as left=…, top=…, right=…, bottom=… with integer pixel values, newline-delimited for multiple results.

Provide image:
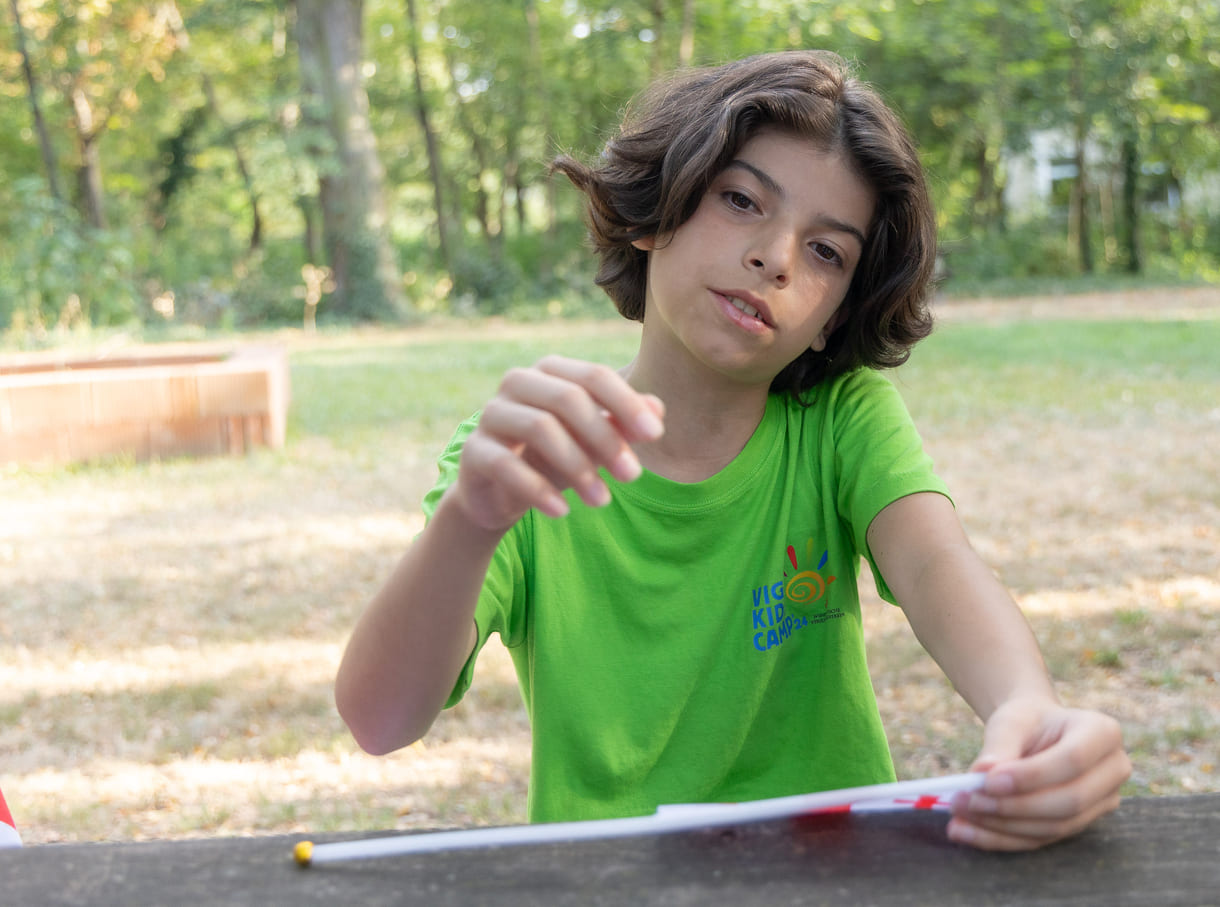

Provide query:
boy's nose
left=746, top=232, right=796, bottom=287
left=748, top=257, right=789, bottom=287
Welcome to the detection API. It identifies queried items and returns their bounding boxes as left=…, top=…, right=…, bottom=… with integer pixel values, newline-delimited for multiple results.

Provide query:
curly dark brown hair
left=552, top=50, right=937, bottom=397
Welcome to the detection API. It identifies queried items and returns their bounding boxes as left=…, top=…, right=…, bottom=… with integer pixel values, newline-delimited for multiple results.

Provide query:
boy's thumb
left=971, top=711, right=1032, bottom=773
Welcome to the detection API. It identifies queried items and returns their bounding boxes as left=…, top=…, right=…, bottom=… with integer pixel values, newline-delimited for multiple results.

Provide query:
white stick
left=294, top=773, right=985, bottom=866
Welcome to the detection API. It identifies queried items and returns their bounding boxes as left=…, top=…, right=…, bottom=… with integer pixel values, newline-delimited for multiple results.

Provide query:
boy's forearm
left=869, top=494, right=1056, bottom=722
left=335, top=486, right=505, bottom=755
left=898, top=542, right=1057, bottom=722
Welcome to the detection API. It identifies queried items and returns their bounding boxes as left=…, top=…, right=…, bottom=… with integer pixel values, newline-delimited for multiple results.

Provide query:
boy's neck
left=619, top=356, right=771, bottom=483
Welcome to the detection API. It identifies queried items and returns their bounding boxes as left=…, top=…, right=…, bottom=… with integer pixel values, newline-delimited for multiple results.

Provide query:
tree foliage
left=2, top=0, right=1217, bottom=333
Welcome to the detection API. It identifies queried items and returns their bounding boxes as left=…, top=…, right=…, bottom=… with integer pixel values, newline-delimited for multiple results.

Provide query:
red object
left=0, top=787, right=22, bottom=848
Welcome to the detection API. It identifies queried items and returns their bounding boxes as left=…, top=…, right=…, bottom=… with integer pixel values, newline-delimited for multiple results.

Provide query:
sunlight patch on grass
left=5, top=738, right=531, bottom=842
left=1018, top=576, right=1220, bottom=616
left=0, top=637, right=531, bottom=842
left=0, top=640, right=341, bottom=700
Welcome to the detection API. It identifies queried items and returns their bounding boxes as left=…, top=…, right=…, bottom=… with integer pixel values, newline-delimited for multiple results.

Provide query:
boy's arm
left=335, top=356, right=664, bottom=756
left=334, top=488, right=500, bottom=755
left=867, top=492, right=1130, bottom=852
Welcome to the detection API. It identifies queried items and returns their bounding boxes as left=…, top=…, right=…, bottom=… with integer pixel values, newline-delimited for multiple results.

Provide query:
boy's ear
left=812, top=306, right=849, bottom=352
left=631, top=236, right=657, bottom=251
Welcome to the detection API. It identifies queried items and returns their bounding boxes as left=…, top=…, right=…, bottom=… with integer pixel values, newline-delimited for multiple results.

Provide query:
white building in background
left=1002, top=129, right=1217, bottom=221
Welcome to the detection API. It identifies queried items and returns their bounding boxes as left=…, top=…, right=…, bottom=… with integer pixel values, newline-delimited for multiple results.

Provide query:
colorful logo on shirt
left=749, top=537, right=841, bottom=652
left=783, top=539, right=836, bottom=616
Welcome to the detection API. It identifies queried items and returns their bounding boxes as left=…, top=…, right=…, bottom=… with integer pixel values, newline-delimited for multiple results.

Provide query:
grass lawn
left=1, top=291, right=1217, bottom=844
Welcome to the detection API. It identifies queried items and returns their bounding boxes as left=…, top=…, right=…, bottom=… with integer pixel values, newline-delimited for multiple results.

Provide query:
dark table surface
left=2, top=794, right=1217, bottom=906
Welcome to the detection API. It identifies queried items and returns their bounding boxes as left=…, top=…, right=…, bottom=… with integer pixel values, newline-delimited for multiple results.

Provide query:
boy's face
left=634, top=128, right=874, bottom=390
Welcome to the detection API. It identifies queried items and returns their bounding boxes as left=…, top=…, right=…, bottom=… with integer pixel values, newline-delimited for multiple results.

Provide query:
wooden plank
left=3, top=382, right=89, bottom=433
left=197, top=371, right=270, bottom=418
left=67, top=421, right=153, bottom=462
left=0, top=795, right=1216, bottom=906
left=0, top=345, right=290, bottom=464
left=87, top=374, right=172, bottom=425
left=148, top=418, right=227, bottom=458
left=167, top=375, right=201, bottom=421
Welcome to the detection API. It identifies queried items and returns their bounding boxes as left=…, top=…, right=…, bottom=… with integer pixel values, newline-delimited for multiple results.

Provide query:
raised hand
left=451, top=355, right=665, bottom=532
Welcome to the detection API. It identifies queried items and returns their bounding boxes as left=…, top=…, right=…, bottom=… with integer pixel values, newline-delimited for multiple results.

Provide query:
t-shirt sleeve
left=830, top=369, right=951, bottom=604
left=421, top=416, right=529, bottom=708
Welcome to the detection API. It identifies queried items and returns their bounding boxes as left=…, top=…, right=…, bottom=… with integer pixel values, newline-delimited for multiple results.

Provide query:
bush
left=940, top=223, right=1077, bottom=287
left=0, top=178, right=140, bottom=335
left=229, top=242, right=315, bottom=327
left=448, top=247, right=525, bottom=315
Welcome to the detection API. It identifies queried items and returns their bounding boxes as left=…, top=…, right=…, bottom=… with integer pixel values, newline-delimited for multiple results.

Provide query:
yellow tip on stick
left=293, top=840, right=314, bottom=867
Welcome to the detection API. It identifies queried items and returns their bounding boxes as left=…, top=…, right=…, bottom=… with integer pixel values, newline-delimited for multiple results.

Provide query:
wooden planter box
left=0, top=344, right=290, bottom=465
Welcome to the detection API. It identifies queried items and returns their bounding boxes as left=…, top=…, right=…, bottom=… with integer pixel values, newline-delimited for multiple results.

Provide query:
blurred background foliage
left=2, top=0, right=1218, bottom=340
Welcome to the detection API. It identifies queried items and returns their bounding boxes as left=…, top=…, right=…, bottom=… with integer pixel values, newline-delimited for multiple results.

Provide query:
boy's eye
left=723, top=191, right=755, bottom=211
left=811, top=242, right=843, bottom=266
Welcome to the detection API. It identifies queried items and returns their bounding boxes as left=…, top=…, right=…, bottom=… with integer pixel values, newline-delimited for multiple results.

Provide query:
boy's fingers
left=496, top=361, right=657, bottom=483
left=948, top=818, right=1049, bottom=852
left=972, top=746, right=1131, bottom=819
left=953, top=704, right=1130, bottom=853
left=459, top=433, right=570, bottom=521
left=459, top=356, right=663, bottom=523
left=970, top=718, right=1032, bottom=774
left=604, top=392, right=667, bottom=455
left=475, top=399, right=610, bottom=508
left=953, top=739, right=1129, bottom=854
left=984, top=710, right=1126, bottom=797
left=532, top=356, right=665, bottom=443
left=643, top=393, right=667, bottom=421
left=949, top=786, right=1122, bottom=851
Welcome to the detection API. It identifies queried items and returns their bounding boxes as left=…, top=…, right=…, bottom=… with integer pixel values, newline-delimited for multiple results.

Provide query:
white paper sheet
left=299, top=772, right=986, bottom=865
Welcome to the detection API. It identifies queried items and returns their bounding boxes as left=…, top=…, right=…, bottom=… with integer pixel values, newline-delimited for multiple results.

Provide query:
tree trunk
left=405, top=0, right=453, bottom=273
left=440, top=35, right=500, bottom=255
left=976, top=76, right=1008, bottom=233
left=1120, top=133, right=1141, bottom=274
left=297, top=0, right=403, bottom=320
left=10, top=0, right=63, bottom=204
left=504, top=129, right=526, bottom=235
left=523, top=0, right=555, bottom=280
left=467, top=130, right=494, bottom=246
left=1070, top=124, right=1093, bottom=274
left=679, top=0, right=696, bottom=66
left=503, top=74, right=528, bottom=235
left=206, top=78, right=264, bottom=252
left=298, top=193, right=323, bottom=265
left=1068, top=28, right=1092, bottom=273
left=70, top=85, right=107, bottom=229
left=166, top=3, right=264, bottom=252
left=649, top=0, right=666, bottom=75
left=971, top=140, right=997, bottom=231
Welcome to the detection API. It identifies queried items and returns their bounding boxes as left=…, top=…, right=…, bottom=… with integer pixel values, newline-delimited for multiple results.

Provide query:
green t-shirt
left=423, top=367, right=949, bottom=823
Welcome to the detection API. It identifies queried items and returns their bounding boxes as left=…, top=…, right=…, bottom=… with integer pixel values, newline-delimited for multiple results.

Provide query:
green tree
left=297, top=0, right=403, bottom=320
left=45, top=0, right=180, bottom=229
left=3, top=0, right=1219, bottom=334
left=8, top=0, right=62, bottom=203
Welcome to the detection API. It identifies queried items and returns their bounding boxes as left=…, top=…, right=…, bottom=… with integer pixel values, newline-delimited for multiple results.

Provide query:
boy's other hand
left=947, top=698, right=1131, bottom=851
left=453, top=355, right=665, bottom=532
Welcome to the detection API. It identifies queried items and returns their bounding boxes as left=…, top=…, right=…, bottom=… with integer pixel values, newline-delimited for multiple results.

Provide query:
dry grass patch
left=2, top=293, right=1217, bottom=844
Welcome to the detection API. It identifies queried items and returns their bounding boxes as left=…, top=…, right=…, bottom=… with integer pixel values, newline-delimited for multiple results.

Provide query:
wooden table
left=2, top=794, right=1216, bottom=906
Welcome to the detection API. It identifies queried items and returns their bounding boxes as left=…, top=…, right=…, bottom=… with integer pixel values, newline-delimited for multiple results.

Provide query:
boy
left=336, top=51, right=1129, bottom=852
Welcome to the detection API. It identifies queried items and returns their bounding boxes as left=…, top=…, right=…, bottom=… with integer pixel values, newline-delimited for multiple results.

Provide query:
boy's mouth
left=728, top=296, right=762, bottom=320
left=716, top=290, right=774, bottom=329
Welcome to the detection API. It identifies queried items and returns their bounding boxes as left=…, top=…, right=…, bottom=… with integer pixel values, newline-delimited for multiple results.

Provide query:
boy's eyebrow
left=724, top=159, right=868, bottom=248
